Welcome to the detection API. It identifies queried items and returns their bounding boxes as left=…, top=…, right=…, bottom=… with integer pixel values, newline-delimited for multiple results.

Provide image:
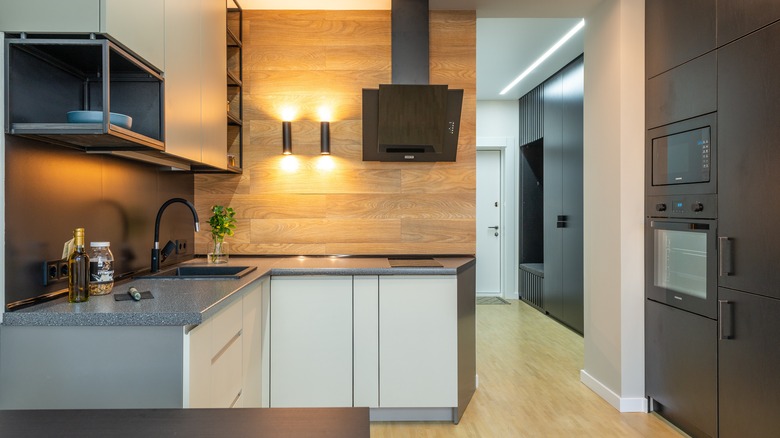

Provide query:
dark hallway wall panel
left=5, top=136, right=195, bottom=309
left=518, top=84, right=543, bottom=147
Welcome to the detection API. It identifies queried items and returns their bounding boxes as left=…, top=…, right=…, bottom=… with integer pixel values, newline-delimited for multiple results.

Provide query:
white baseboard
left=580, top=369, right=648, bottom=413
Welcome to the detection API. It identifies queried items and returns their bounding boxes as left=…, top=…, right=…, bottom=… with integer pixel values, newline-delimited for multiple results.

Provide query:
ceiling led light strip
left=499, top=19, right=585, bottom=96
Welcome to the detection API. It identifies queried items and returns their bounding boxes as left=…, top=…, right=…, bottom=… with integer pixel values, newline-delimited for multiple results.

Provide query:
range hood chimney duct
left=392, top=0, right=429, bottom=84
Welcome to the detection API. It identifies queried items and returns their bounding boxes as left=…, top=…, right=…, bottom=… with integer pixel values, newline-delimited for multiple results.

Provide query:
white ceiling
left=240, top=0, right=602, bottom=100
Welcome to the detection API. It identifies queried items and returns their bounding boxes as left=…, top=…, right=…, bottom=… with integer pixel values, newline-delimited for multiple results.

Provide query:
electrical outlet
left=44, top=261, right=58, bottom=285
left=176, top=239, right=188, bottom=254
left=59, top=261, right=69, bottom=279
left=43, top=259, right=68, bottom=285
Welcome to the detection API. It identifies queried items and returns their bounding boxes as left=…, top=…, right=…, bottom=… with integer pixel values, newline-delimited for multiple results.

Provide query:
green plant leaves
left=209, top=205, right=237, bottom=242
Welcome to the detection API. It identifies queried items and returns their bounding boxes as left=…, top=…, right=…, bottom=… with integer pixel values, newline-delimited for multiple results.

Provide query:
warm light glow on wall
left=281, top=106, right=297, bottom=121
left=317, top=106, right=332, bottom=122
left=316, top=155, right=336, bottom=171
left=280, top=155, right=299, bottom=172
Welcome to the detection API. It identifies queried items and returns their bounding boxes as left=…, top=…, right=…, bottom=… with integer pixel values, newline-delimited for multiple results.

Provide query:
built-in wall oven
left=645, top=194, right=717, bottom=319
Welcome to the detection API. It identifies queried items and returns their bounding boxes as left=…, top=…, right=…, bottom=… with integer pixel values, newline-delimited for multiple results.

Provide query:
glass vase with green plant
left=208, top=205, right=236, bottom=264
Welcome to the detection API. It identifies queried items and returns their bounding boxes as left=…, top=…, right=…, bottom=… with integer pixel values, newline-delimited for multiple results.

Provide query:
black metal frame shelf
left=224, top=0, right=243, bottom=174
left=4, top=36, right=165, bottom=153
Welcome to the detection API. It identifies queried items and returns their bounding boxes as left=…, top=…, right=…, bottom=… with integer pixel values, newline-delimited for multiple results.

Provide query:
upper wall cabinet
left=645, top=0, right=716, bottom=79
left=4, top=37, right=164, bottom=151
left=0, top=0, right=164, bottom=71
left=645, top=51, right=717, bottom=129
left=717, top=1, right=780, bottom=46
left=165, top=0, right=230, bottom=171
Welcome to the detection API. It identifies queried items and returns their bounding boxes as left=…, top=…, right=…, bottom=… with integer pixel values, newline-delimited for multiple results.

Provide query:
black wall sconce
left=320, top=121, right=330, bottom=155
left=282, top=121, right=292, bottom=155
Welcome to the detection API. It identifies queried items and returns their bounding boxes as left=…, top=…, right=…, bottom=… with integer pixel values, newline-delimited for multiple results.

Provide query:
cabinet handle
left=229, top=390, right=242, bottom=408
left=719, top=236, right=733, bottom=276
left=718, top=300, right=734, bottom=340
left=556, top=215, right=568, bottom=228
left=212, top=330, right=242, bottom=364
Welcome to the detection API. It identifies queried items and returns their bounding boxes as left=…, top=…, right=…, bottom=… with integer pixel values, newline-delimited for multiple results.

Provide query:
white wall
left=476, top=100, right=519, bottom=298
left=580, top=0, right=646, bottom=412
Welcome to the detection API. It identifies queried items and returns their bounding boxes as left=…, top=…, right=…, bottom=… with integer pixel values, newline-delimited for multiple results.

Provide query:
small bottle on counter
left=89, top=242, right=114, bottom=295
left=68, top=228, right=90, bottom=303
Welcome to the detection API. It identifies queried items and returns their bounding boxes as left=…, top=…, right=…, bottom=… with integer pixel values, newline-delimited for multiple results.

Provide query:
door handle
left=488, top=226, right=499, bottom=230
left=718, top=300, right=734, bottom=340
left=719, top=236, right=733, bottom=276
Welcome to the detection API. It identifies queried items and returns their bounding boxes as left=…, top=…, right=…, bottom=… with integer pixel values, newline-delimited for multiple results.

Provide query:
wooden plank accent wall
left=194, top=10, right=476, bottom=255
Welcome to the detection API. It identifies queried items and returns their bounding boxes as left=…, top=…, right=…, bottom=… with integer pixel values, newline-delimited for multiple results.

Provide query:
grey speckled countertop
left=2, top=256, right=474, bottom=327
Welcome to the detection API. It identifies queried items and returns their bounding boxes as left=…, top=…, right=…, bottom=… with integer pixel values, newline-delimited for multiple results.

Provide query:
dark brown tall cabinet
left=645, top=1, right=780, bottom=436
left=542, top=56, right=584, bottom=334
left=716, top=17, right=780, bottom=438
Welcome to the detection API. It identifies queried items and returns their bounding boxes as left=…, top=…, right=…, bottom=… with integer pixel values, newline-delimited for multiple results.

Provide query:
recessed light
left=499, top=19, right=585, bottom=96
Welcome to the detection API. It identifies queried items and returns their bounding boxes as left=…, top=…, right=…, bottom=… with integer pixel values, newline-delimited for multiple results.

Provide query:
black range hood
left=362, top=0, right=464, bottom=162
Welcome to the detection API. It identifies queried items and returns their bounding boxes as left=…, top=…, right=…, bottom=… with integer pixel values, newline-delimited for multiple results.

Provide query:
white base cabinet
left=267, top=274, right=461, bottom=415
left=378, top=276, right=458, bottom=407
left=185, top=289, right=244, bottom=408
left=269, top=276, right=353, bottom=407
left=186, top=276, right=267, bottom=408
left=0, top=277, right=267, bottom=410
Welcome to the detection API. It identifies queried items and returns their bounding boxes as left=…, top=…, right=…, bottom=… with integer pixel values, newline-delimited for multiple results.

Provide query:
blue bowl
left=66, top=111, right=133, bottom=129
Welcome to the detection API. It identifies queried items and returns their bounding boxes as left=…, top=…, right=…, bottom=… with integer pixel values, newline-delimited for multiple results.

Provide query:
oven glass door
left=646, top=219, right=717, bottom=319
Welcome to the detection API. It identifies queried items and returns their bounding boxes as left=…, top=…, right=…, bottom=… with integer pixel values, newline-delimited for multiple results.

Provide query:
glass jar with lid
left=88, top=242, right=114, bottom=295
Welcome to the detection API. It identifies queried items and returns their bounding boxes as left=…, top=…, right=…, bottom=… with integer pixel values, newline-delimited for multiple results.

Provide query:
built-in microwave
left=646, top=113, right=717, bottom=196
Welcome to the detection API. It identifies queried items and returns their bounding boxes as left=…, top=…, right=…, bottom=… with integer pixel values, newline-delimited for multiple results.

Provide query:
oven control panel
left=646, top=194, right=717, bottom=219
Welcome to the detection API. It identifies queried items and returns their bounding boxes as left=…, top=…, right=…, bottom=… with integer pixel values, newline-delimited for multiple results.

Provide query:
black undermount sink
left=137, top=265, right=257, bottom=280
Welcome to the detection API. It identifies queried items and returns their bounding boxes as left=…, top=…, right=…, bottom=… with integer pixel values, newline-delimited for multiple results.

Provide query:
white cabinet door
left=353, top=276, right=379, bottom=408
left=0, top=0, right=99, bottom=34
left=185, top=295, right=243, bottom=408
left=209, top=298, right=243, bottom=408
left=103, top=0, right=165, bottom=70
left=0, top=0, right=164, bottom=71
left=270, top=276, right=353, bottom=407
left=164, top=0, right=227, bottom=167
left=185, top=317, right=212, bottom=408
left=199, top=0, right=228, bottom=168
left=379, top=275, right=458, bottom=407
left=164, top=0, right=204, bottom=162
left=241, top=277, right=268, bottom=407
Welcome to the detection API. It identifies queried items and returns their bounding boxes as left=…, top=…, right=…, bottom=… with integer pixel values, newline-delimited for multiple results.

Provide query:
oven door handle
left=719, top=236, right=733, bottom=276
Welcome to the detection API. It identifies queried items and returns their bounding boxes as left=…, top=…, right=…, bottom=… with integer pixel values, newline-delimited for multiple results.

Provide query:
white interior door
left=476, top=150, right=502, bottom=296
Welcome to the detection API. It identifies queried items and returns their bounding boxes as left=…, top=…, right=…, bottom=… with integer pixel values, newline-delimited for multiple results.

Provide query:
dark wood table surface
left=0, top=407, right=370, bottom=438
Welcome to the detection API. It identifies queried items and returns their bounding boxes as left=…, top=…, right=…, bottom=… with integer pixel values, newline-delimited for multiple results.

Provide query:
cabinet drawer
left=210, top=300, right=243, bottom=359
left=211, top=331, right=243, bottom=408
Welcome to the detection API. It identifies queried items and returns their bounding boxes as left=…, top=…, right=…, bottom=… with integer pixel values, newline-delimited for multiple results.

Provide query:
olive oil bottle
left=68, top=228, right=90, bottom=303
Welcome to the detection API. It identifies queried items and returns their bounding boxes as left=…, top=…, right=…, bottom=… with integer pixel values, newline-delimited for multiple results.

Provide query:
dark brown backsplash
left=5, top=136, right=196, bottom=309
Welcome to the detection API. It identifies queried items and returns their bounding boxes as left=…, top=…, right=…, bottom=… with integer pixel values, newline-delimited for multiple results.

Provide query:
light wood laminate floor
left=371, top=299, right=684, bottom=437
